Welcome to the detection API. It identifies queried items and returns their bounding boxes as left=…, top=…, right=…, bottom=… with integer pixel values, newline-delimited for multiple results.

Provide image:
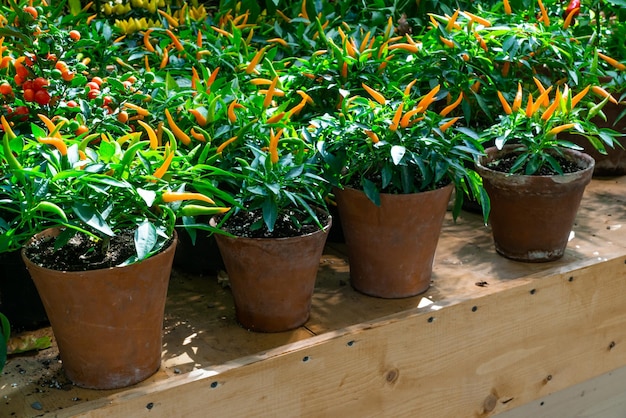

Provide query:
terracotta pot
left=214, top=215, right=331, bottom=332
left=566, top=101, right=626, bottom=176
left=476, top=145, right=594, bottom=262
left=22, top=228, right=177, bottom=389
left=0, top=249, right=48, bottom=332
left=335, top=184, right=454, bottom=299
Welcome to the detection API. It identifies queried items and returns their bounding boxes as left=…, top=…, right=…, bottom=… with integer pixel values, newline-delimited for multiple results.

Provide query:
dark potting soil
left=24, top=229, right=154, bottom=271
left=219, top=209, right=328, bottom=239
left=486, top=154, right=582, bottom=175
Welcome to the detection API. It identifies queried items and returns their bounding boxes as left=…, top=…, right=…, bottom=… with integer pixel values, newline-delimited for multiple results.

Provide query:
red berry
left=69, top=30, right=81, bottom=41
left=87, top=89, right=99, bottom=100
left=61, top=70, right=75, bottom=82
left=13, top=106, right=29, bottom=121
left=34, top=89, right=51, bottom=105
left=13, top=74, right=25, bottom=86
left=22, top=80, right=34, bottom=91
left=86, top=81, right=100, bottom=91
left=0, top=83, right=13, bottom=96
left=66, top=100, right=78, bottom=108
left=23, top=6, right=38, bottom=19
left=33, top=77, right=49, bottom=90
left=23, top=88, right=35, bottom=102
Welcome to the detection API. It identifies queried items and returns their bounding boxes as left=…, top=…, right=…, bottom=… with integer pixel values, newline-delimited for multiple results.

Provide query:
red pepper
left=564, top=0, right=580, bottom=18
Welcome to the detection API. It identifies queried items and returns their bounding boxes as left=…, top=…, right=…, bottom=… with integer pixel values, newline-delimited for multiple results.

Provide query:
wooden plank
left=49, top=255, right=626, bottom=417
left=496, top=364, right=626, bottom=418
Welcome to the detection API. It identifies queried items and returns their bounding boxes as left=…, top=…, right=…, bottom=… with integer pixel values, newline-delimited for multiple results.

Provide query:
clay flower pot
left=214, top=215, right=331, bottom=333
left=567, top=101, right=626, bottom=176
left=22, top=228, right=177, bottom=389
left=334, top=183, right=454, bottom=299
left=476, top=145, right=594, bottom=262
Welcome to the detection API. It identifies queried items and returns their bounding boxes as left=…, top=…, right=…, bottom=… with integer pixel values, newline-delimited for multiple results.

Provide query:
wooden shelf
left=3, top=177, right=626, bottom=417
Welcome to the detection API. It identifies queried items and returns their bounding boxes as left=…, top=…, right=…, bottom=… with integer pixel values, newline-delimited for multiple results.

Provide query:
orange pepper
left=165, top=29, right=184, bottom=52
left=570, top=85, right=590, bottom=108
left=463, top=11, right=491, bottom=27
left=269, top=128, right=283, bottom=164
left=597, top=52, right=626, bottom=71
left=165, top=108, right=191, bottom=146
left=137, top=120, right=158, bottom=150
left=446, top=9, right=460, bottom=31
left=245, top=46, right=268, bottom=74
left=547, top=123, right=576, bottom=136
left=537, top=0, right=550, bottom=25
left=512, top=82, right=523, bottom=112
left=562, top=7, right=578, bottom=29
left=189, top=109, right=207, bottom=127
left=263, top=76, right=279, bottom=108
left=439, top=93, right=463, bottom=117
left=190, top=128, right=206, bottom=142
left=267, top=111, right=285, bottom=124
left=158, top=10, right=179, bottom=27
left=206, top=67, right=220, bottom=93
left=541, top=88, right=562, bottom=121
left=416, top=84, right=441, bottom=112
left=362, top=83, right=386, bottom=105
left=38, top=137, right=67, bottom=156
left=400, top=107, right=422, bottom=129
left=228, top=99, right=245, bottom=122
left=525, top=94, right=534, bottom=118
left=153, top=149, right=175, bottom=179
left=123, top=102, right=150, bottom=117
left=364, top=130, right=379, bottom=143
left=503, top=0, right=512, bottom=15
left=497, top=91, right=512, bottom=115
left=143, top=29, right=155, bottom=53
left=439, top=116, right=460, bottom=132
left=591, top=85, right=618, bottom=105
left=162, top=191, right=215, bottom=204
left=390, top=102, right=404, bottom=132
left=387, top=43, right=420, bottom=53
left=216, top=136, right=237, bottom=154
left=160, top=45, right=170, bottom=70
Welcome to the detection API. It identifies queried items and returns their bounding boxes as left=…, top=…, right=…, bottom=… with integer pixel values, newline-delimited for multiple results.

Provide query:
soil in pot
left=476, top=145, right=594, bottom=262
left=22, top=229, right=176, bottom=389
left=215, top=209, right=331, bottom=332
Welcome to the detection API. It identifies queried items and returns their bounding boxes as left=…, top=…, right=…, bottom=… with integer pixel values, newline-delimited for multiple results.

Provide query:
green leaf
left=362, top=178, right=380, bottom=206
left=137, top=188, right=156, bottom=207
left=262, top=199, right=278, bottom=232
left=73, top=204, right=115, bottom=237
left=390, top=145, right=406, bottom=165
left=0, top=330, right=6, bottom=373
left=135, top=221, right=157, bottom=260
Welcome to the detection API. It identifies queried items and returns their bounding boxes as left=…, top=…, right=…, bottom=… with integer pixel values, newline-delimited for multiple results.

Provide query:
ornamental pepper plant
left=484, top=79, right=621, bottom=175
left=0, top=115, right=230, bottom=266
left=313, top=80, right=488, bottom=221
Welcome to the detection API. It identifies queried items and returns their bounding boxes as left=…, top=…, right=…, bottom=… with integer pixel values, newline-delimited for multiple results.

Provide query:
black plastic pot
left=0, top=249, right=49, bottom=331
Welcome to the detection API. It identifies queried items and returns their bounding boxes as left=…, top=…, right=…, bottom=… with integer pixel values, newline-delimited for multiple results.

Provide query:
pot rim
left=21, top=227, right=178, bottom=273
left=335, top=181, right=454, bottom=196
left=476, top=145, right=595, bottom=179
left=211, top=210, right=332, bottom=242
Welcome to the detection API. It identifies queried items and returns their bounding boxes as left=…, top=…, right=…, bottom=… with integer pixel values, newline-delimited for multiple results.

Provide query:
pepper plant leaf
left=135, top=221, right=157, bottom=260
left=72, top=204, right=115, bottom=237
